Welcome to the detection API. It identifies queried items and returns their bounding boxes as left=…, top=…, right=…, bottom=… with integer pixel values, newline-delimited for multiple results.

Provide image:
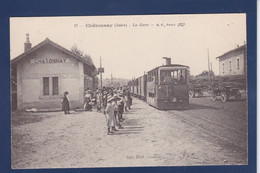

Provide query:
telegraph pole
left=111, top=74, right=113, bottom=86
left=207, top=49, right=212, bottom=87
left=98, top=57, right=105, bottom=109
left=207, top=48, right=210, bottom=80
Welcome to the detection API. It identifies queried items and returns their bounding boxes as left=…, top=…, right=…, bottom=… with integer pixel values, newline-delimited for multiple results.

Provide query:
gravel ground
left=11, top=95, right=247, bottom=169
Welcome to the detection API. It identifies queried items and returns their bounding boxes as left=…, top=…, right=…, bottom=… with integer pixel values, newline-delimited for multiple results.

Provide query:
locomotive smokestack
left=163, top=57, right=171, bottom=65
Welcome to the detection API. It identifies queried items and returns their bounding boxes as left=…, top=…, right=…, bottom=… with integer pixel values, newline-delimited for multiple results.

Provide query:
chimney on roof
left=24, top=33, right=32, bottom=52
left=163, top=57, right=171, bottom=65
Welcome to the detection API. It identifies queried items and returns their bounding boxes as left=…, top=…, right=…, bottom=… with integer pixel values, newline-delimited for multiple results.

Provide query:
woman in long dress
left=96, top=89, right=102, bottom=112
left=84, top=90, right=92, bottom=111
left=62, top=91, right=70, bottom=114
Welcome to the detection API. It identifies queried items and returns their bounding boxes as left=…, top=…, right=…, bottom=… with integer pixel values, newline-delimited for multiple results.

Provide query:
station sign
left=30, top=58, right=69, bottom=64
left=98, top=68, right=104, bottom=73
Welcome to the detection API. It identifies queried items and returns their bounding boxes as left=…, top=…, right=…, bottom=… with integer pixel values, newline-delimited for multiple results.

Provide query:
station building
left=216, top=44, right=247, bottom=76
left=11, top=35, right=96, bottom=111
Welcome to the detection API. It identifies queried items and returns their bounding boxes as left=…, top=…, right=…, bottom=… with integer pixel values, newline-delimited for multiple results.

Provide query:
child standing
left=105, top=95, right=116, bottom=135
left=112, top=95, right=122, bottom=129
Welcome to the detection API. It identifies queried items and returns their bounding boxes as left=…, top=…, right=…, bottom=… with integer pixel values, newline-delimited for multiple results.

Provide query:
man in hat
left=126, top=87, right=132, bottom=109
left=102, top=89, right=108, bottom=114
left=118, top=92, right=125, bottom=122
left=62, top=91, right=70, bottom=114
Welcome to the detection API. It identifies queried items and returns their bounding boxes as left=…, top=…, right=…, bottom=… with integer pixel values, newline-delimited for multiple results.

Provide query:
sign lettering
left=30, top=58, right=69, bottom=64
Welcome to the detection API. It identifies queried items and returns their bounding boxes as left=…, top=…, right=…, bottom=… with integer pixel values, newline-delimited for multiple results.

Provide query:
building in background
left=11, top=34, right=96, bottom=111
left=216, top=44, right=247, bottom=76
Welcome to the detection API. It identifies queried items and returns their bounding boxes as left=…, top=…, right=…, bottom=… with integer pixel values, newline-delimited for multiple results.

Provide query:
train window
left=173, top=70, right=178, bottom=80
left=155, top=71, right=158, bottom=82
left=148, top=92, right=155, bottom=97
left=171, top=71, right=174, bottom=78
left=148, top=75, right=154, bottom=82
left=160, top=71, right=166, bottom=81
left=148, top=74, right=151, bottom=82
left=148, top=71, right=157, bottom=82
left=178, top=70, right=186, bottom=84
left=160, top=70, right=170, bottom=82
left=160, top=69, right=187, bottom=84
left=160, top=70, right=176, bottom=82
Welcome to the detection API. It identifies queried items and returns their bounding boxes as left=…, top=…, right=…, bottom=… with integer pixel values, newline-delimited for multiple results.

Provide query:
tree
left=71, top=44, right=83, bottom=57
left=196, top=70, right=215, bottom=77
left=71, top=44, right=98, bottom=89
left=82, top=54, right=93, bottom=64
left=70, top=45, right=93, bottom=65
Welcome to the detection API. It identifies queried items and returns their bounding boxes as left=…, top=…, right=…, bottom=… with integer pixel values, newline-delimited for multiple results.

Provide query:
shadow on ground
left=114, top=117, right=144, bottom=135
left=182, top=103, right=223, bottom=111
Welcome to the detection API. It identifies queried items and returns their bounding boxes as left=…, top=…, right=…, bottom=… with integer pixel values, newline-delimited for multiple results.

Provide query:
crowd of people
left=61, top=86, right=133, bottom=135
left=98, top=86, right=132, bottom=135
left=101, top=86, right=132, bottom=135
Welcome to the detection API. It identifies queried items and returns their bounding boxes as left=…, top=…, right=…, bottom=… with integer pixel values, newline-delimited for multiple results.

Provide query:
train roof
left=148, top=64, right=189, bottom=72
left=131, top=64, right=190, bottom=81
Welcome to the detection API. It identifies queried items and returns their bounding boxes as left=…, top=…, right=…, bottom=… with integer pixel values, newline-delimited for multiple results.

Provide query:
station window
left=43, top=77, right=59, bottom=96
left=222, top=63, right=225, bottom=74
left=229, top=60, right=232, bottom=71
left=236, top=58, right=240, bottom=69
left=43, top=77, right=49, bottom=95
left=52, top=77, right=59, bottom=95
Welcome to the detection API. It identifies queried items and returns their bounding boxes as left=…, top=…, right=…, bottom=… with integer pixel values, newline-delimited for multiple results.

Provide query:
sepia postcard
left=9, top=14, right=250, bottom=169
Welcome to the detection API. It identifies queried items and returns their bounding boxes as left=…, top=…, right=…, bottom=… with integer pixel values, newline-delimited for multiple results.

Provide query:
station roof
left=216, top=44, right=247, bottom=60
left=11, top=38, right=96, bottom=70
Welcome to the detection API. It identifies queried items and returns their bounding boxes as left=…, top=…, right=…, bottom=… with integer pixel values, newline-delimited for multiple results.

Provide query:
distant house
left=216, top=44, right=247, bottom=76
left=11, top=34, right=96, bottom=111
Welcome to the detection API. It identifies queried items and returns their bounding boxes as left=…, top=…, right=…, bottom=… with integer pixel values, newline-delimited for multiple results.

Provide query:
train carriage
left=136, top=75, right=146, bottom=100
left=137, top=77, right=142, bottom=98
left=133, top=78, right=138, bottom=97
left=127, top=81, right=134, bottom=96
left=129, top=58, right=189, bottom=110
left=140, top=75, right=147, bottom=100
left=146, top=64, right=189, bottom=109
left=131, top=81, right=134, bottom=96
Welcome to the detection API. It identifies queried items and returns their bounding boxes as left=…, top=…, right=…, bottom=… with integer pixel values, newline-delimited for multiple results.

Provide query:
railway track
left=167, top=108, right=248, bottom=151
left=130, top=92, right=248, bottom=151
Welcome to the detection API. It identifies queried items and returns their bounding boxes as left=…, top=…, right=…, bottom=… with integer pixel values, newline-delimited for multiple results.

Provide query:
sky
left=10, top=14, right=246, bottom=79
